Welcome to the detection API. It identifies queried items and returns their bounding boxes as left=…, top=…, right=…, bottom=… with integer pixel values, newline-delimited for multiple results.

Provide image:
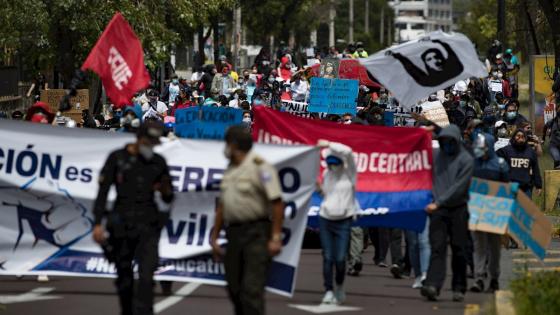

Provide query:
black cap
left=137, top=121, right=164, bottom=144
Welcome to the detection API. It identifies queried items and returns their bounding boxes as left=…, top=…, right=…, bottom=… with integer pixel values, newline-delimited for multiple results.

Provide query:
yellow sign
left=533, top=56, right=555, bottom=95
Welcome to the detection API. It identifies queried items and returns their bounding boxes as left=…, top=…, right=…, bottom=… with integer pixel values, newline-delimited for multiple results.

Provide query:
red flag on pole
left=81, top=12, right=150, bottom=107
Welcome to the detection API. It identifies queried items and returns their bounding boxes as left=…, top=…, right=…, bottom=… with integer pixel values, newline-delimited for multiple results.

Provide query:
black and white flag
left=359, top=31, right=487, bottom=108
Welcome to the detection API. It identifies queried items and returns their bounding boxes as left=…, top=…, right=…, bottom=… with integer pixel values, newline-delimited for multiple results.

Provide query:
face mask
left=497, top=73, right=503, bottom=79
left=439, top=140, right=458, bottom=156
left=498, top=104, right=506, bottom=110
left=459, top=100, right=466, bottom=108
left=138, top=144, right=154, bottom=160
left=224, top=146, right=232, bottom=159
left=268, top=77, right=275, bottom=83
left=254, top=99, right=264, bottom=106
left=374, top=114, right=382, bottom=121
left=233, top=94, right=239, bottom=100
left=506, top=112, right=517, bottom=120
left=172, top=79, right=178, bottom=84
left=114, top=111, right=122, bottom=119
left=473, top=147, right=486, bottom=159
left=242, top=117, right=251, bottom=123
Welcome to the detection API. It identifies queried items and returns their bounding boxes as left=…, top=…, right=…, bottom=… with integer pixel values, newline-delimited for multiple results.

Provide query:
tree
left=536, top=0, right=560, bottom=71
left=0, top=0, right=234, bottom=85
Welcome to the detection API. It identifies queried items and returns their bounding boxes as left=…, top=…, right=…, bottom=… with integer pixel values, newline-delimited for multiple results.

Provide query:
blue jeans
left=319, top=217, right=352, bottom=291
left=406, top=218, right=431, bottom=278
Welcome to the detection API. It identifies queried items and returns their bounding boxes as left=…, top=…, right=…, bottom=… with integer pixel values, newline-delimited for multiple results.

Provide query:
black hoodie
left=497, top=130, right=542, bottom=190
left=433, top=125, right=475, bottom=210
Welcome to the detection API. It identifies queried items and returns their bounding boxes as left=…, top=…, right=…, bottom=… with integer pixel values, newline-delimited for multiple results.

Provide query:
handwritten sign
left=40, top=89, right=90, bottom=122
left=309, top=78, right=359, bottom=115
left=421, top=100, right=449, bottom=127
left=468, top=178, right=552, bottom=260
left=175, top=106, right=242, bottom=140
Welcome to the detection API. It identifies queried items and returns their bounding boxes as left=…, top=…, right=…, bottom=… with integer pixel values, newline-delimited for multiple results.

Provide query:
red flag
left=81, top=12, right=150, bottom=107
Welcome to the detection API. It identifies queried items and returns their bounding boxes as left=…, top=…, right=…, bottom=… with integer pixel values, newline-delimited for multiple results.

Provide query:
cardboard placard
left=468, top=178, right=553, bottom=260
left=544, top=170, right=560, bottom=212
left=40, top=89, right=90, bottom=115
left=281, top=100, right=327, bottom=119
left=421, top=100, right=449, bottom=127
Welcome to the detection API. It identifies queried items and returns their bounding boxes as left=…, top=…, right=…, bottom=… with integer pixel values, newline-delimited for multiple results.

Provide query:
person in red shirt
left=170, top=88, right=194, bottom=116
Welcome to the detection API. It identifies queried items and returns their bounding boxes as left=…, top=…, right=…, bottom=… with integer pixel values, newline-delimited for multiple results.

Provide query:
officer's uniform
left=220, top=151, right=282, bottom=315
left=94, top=146, right=173, bottom=315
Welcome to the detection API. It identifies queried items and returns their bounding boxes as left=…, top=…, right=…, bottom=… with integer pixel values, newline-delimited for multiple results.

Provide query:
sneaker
left=321, top=290, right=337, bottom=304
left=390, top=264, right=403, bottom=279
left=377, top=261, right=388, bottom=268
left=452, top=291, right=465, bottom=302
left=37, top=275, right=49, bottom=282
left=469, top=279, right=484, bottom=293
left=486, top=279, right=499, bottom=293
left=334, top=285, right=346, bottom=304
left=412, top=276, right=423, bottom=289
left=354, top=262, right=363, bottom=272
left=420, top=285, right=438, bottom=301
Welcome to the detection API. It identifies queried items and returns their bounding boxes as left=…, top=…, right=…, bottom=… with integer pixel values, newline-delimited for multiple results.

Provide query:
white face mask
left=242, top=117, right=252, bottom=123
left=138, top=144, right=154, bottom=160
left=497, top=72, right=503, bottom=79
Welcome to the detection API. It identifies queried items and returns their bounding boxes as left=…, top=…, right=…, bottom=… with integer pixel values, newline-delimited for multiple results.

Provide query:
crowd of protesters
left=0, top=38, right=556, bottom=306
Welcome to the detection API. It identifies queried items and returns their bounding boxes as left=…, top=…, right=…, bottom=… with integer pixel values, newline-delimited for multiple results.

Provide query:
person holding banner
left=421, top=125, right=474, bottom=302
left=211, top=126, right=284, bottom=315
left=316, top=140, right=357, bottom=305
left=470, top=133, right=509, bottom=293
left=92, top=121, right=174, bottom=315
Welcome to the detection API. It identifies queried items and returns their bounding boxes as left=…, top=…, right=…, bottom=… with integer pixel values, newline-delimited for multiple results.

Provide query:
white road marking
left=0, top=287, right=62, bottom=304
left=154, top=283, right=201, bottom=314
left=288, top=303, right=363, bottom=314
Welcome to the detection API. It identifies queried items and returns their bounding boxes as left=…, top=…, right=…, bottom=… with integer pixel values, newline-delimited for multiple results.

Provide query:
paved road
left=1, top=240, right=558, bottom=315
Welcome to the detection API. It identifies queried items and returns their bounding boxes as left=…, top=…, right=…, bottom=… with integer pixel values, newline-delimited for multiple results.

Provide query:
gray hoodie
left=433, top=125, right=474, bottom=210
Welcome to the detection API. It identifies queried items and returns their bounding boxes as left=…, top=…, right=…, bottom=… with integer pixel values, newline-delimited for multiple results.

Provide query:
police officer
left=92, top=121, right=174, bottom=315
left=210, top=125, right=284, bottom=315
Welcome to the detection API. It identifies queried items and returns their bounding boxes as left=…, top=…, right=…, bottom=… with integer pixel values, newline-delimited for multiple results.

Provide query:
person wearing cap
left=11, top=110, right=23, bottom=120
left=469, top=133, right=509, bottom=294
left=352, top=42, right=368, bottom=59
left=163, top=74, right=181, bottom=108
left=316, top=140, right=357, bottom=305
left=142, top=90, right=168, bottom=120
left=210, top=126, right=284, bottom=315
left=25, top=101, right=55, bottom=124
left=494, top=120, right=510, bottom=151
left=92, top=121, right=174, bottom=315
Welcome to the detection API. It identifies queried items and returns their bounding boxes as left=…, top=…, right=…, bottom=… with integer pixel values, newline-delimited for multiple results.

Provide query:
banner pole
left=529, top=55, right=535, bottom=127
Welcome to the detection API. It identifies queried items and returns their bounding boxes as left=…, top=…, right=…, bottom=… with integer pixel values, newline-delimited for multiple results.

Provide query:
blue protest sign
left=175, top=106, right=243, bottom=140
left=308, top=77, right=359, bottom=115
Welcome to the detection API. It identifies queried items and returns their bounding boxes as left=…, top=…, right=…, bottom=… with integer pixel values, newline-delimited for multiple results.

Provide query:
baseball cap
left=326, top=156, right=343, bottom=165
left=495, top=120, right=507, bottom=129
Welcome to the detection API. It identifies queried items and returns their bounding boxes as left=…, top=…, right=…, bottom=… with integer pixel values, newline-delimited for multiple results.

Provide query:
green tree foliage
left=0, top=0, right=233, bottom=83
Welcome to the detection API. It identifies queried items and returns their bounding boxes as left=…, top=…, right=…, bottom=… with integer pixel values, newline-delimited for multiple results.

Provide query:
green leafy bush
left=510, top=271, right=560, bottom=315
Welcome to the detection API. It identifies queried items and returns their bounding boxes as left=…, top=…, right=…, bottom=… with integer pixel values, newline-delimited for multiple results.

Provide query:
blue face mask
left=459, top=100, right=467, bottom=108
left=506, top=112, right=517, bottom=120
left=254, top=99, right=264, bottom=106
left=172, top=79, right=178, bottom=84
left=114, top=111, right=122, bottom=119
left=498, top=104, right=506, bottom=110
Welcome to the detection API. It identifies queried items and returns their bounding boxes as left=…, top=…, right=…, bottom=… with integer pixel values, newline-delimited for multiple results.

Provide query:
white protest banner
left=281, top=100, right=327, bottom=119
left=359, top=31, right=487, bottom=108
left=421, top=100, right=449, bottom=127
left=0, top=120, right=319, bottom=297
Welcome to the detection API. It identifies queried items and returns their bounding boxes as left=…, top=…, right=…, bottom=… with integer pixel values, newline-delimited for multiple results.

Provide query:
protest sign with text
left=175, top=106, right=243, bottom=140
left=468, top=178, right=552, bottom=260
left=253, top=106, right=432, bottom=232
left=308, top=78, right=359, bottom=115
left=421, top=100, right=449, bottom=127
left=0, top=120, right=318, bottom=296
left=281, top=100, right=327, bottom=119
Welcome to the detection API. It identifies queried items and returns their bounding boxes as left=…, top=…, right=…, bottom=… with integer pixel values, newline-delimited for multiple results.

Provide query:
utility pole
left=329, top=0, right=336, bottom=47
left=232, top=5, right=241, bottom=69
left=365, top=0, right=369, bottom=34
left=380, top=6, right=385, bottom=45
left=349, top=0, right=354, bottom=43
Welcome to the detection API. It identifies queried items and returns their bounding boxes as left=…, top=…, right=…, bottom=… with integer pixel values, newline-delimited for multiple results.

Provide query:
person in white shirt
left=316, top=140, right=357, bottom=305
left=290, top=75, right=309, bottom=102
left=190, top=66, right=204, bottom=85
left=142, top=90, right=168, bottom=120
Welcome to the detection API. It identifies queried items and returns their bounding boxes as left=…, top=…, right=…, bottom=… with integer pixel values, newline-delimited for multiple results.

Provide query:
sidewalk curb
left=495, top=290, right=516, bottom=315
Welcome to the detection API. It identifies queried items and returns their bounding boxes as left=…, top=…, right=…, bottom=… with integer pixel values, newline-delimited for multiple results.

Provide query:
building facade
left=388, top=0, right=453, bottom=43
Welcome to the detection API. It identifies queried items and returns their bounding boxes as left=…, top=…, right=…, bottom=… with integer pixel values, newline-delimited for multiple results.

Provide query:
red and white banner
left=81, top=12, right=150, bottom=107
left=253, top=107, right=433, bottom=231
